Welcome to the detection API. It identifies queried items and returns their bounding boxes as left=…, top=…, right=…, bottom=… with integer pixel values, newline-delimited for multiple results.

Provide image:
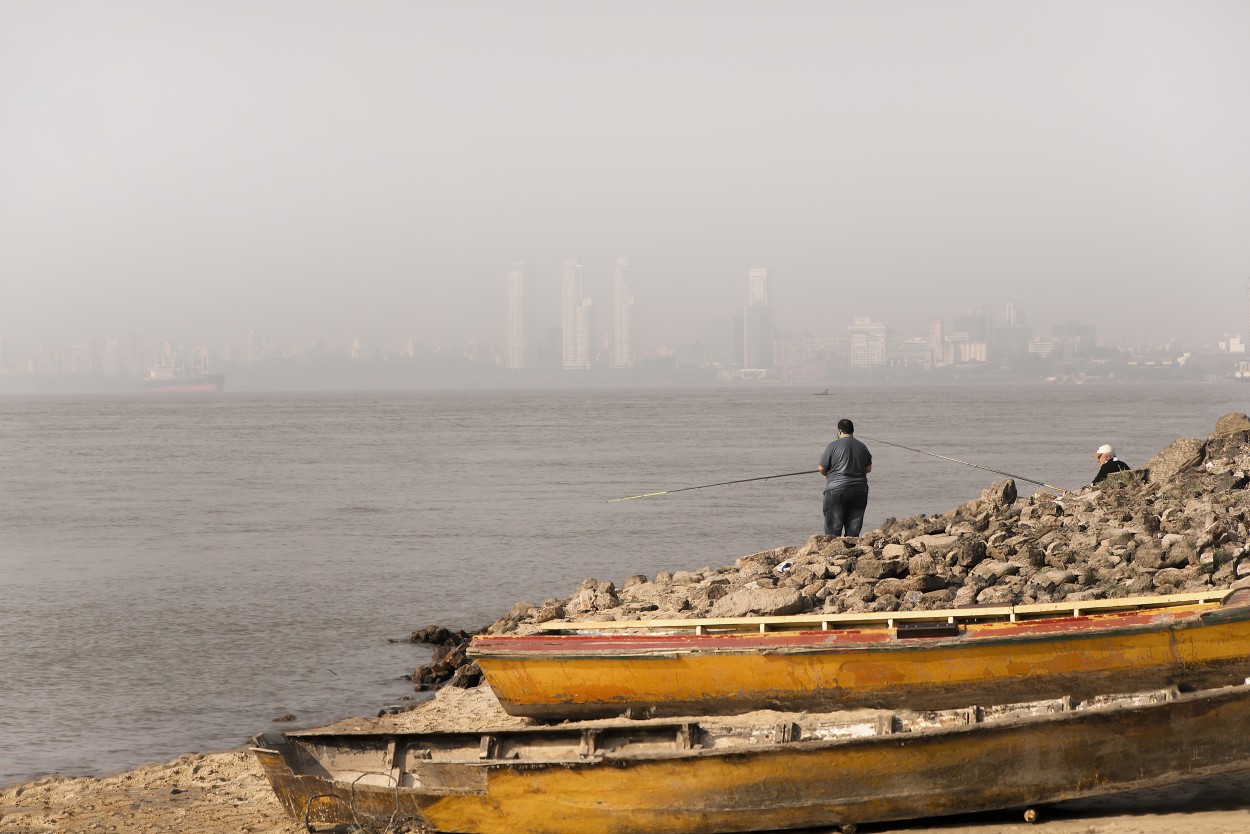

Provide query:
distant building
left=101, top=338, right=121, bottom=376
left=239, top=330, right=259, bottom=365
left=928, top=319, right=946, bottom=368
left=748, top=267, right=768, bottom=305
left=1051, top=321, right=1097, bottom=356
left=506, top=262, right=527, bottom=369
left=612, top=256, right=636, bottom=369
left=561, top=259, right=591, bottom=370
left=952, top=309, right=989, bottom=343
left=848, top=317, right=887, bottom=367
left=899, top=337, right=930, bottom=367
left=955, top=341, right=989, bottom=363
left=991, top=303, right=1033, bottom=366
left=701, top=313, right=739, bottom=367
left=1028, top=338, right=1057, bottom=357
left=743, top=268, right=774, bottom=370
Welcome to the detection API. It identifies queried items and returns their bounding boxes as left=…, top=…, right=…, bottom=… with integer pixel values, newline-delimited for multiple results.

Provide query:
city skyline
left=4, top=3, right=1250, bottom=358
left=8, top=269, right=1248, bottom=388
left=6, top=257, right=1249, bottom=360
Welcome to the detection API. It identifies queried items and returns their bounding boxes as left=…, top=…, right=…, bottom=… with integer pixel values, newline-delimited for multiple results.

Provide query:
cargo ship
left=143, top=363, right=226, bottom=393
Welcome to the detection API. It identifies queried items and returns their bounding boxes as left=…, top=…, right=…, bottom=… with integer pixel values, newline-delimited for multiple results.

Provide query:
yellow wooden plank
left=534, top=589, right=1229, bottom=633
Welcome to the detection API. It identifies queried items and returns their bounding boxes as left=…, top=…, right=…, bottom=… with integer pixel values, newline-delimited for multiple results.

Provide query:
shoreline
left=10, top=417, right=1250, bottom=832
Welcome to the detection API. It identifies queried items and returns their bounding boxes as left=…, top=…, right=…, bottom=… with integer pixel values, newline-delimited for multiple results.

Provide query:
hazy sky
left=2, top=1, right=1248, bottom=351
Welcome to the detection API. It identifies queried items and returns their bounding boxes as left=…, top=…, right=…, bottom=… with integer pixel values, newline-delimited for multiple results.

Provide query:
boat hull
left=143, top=373, right=226, bottom=393
left=471, top=591, right=1250, bottom=719
left=252, top=684, right=1250, bottom=834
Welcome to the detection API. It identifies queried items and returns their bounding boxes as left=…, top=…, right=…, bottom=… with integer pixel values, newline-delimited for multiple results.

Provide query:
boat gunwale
left=470, top=593, right=1250, bottom=661
left=524, top=589, right=1233, bottom=635
left=252, top=683, right=1248, bottom=769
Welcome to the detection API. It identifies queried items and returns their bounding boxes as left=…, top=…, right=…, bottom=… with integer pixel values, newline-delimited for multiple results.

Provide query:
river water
left=1, top=382, right=1246, bottom=784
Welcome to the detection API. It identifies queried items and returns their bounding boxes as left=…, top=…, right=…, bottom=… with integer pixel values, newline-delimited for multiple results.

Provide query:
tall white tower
left=562, top=259, right=591, bottom=370
left=505, top=262, right=527, bottom=369
left=612, top=256, right=636, bottom=369
left=748, top=267, right=769, bottom=305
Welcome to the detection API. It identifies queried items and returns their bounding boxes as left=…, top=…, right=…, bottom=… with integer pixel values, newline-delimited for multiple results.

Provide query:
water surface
left=1, top=383, right=1244, bottom=783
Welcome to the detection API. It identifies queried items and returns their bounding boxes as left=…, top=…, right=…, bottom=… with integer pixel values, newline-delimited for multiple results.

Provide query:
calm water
left=1, top=383, right=1246, bottom=784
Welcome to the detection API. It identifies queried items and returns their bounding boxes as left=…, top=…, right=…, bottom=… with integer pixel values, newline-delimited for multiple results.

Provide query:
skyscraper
left=743, top=268, right=774, bottom=370
left=505, top=262, right=527, bottom=369
left=561, top=259, right=591, bottom=370
left=748, top=267, right=768, bottom=305
left=612, top=256, right=636, bottom=369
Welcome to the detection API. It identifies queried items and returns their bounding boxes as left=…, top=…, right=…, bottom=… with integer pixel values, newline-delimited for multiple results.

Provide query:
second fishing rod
left=857, top=436, right=1070, bottom=494
left=610, top=437, right=1068, bottom=501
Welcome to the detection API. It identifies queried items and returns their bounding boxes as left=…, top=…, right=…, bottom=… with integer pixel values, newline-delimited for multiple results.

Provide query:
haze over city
left=3, top=1, right=1249, bottom=357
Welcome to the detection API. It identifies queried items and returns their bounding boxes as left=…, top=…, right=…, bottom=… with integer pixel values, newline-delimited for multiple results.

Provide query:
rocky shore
left=6, top=414, right=1250, bottom=834
left=485, top=413, right=1250, bottom=637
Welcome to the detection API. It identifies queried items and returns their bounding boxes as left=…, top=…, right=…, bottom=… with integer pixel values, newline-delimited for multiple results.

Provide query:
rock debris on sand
left=9, top=414, right=1250, bottom=834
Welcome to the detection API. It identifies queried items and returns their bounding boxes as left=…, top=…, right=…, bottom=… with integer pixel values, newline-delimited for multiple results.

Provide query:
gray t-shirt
left=819, top=436, right=872, bottom=493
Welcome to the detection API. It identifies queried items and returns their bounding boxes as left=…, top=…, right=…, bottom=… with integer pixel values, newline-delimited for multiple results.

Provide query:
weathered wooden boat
left=469, top=589, right=1250, bottom=719
left=252, top=682, right=1250, bottom=834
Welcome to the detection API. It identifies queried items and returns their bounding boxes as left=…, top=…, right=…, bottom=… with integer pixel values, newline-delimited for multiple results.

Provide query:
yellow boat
left=252, top=682, right=1250, bottom=834
left=469, top=589, right=1250, bottom=719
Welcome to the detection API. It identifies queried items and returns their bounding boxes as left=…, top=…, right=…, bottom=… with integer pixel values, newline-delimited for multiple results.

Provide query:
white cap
left=1096, top=444, right=1114, bottom=456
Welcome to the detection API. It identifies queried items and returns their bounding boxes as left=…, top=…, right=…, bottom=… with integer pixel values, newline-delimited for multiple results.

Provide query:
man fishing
left=818, top=419, right=873, bottom=537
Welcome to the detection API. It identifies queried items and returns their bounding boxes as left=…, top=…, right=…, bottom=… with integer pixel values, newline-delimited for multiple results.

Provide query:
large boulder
left=981, top=479, right=1018, bottom=507
left=1214, top=413, right=1250, bottom=437
left=1144, top=438, right=1205, bottom=484
left=709, top=587, right=805, bottom=618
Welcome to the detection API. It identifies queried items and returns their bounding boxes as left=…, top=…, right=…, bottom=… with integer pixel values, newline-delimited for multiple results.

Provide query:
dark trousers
left=823, top=487, right=868, bottom=537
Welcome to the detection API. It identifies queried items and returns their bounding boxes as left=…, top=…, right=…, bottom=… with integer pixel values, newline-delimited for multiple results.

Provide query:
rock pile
left=489, top=414, right=1250, bottom=635
left=394, top=625, right=483, bottom=691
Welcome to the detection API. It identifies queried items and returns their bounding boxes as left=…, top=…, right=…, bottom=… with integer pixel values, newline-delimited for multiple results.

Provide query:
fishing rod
left=609, top=439, right=1069, bottom=501
left=609, top=470, right=819, bottom=502
left=858, top=436, right=1070, bottom=494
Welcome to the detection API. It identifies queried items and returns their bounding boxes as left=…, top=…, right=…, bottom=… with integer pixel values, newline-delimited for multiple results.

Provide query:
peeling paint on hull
left=253, top=684, right=1250, bottom=834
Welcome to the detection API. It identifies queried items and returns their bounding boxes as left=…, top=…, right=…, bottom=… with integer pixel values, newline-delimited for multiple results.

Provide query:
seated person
left=1092, top=444, right=1130, bottom=484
